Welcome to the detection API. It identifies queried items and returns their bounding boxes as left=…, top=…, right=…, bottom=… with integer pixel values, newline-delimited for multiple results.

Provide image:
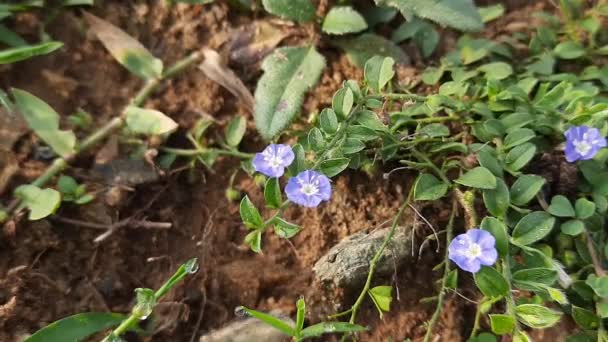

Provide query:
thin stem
left=383, top=93, right=427, bottom=102
left=424, top=199, right=457, bottom=342
left=585, top=231, right=606, bottom=277
left=501, top=258, right=521, bottom=333
left=411, top=148, right=451, bottom=185
left=311, top=105, right=360, bottom=170
left=264, top=200, right=290, bottom=227
left=346, top=187, right=414, bottom=326
left=1, top=50, right=204, bottom=223
left=160, top=147, right=253, bottom=159
left=469, top=302, right=482, bottom=340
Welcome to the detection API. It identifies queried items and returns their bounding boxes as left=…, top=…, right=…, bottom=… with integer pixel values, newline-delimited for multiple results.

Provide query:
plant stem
left=410, top=148, right=451, bottom=185
left=501, top=258, right=521, bottom=334
left=311, top=105, right=360, bottom=170
left=1, top=50, right=204, bottom=223
left=346, top=187, right=414, bottom=327
left=469, top=301, right=482, bottom=340
left=584, top=231, right=606, bottom=277
left=383, top=93, right=427, bottom=102
left=160, top=147, right=253, bottom=159
left=424, top=199, right=457, bottom=342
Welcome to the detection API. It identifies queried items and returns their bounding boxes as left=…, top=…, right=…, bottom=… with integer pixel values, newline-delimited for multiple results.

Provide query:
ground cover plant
left=1, top=0, right=608, bottom=341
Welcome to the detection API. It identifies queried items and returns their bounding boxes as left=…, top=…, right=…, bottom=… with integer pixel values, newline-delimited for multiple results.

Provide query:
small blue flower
left=564, top=125, right=607, bottom=163
left=252, top=144, right=295, bottom=178
left=448, top=229, right=497, bottom=273
left=285, top=170, right=331, bottom=207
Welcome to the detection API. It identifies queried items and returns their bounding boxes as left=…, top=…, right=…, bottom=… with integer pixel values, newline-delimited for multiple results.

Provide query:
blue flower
left=564, top=125, right=607, bottom=162
left=252, top=144, right=295, bottom=178
left=285, top=170, right=331, bottom=207
left=448, top=229, right=497, bottom=273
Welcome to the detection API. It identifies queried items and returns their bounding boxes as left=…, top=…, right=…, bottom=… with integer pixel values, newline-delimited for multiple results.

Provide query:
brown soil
left=0, top=1, right=571, bottom=342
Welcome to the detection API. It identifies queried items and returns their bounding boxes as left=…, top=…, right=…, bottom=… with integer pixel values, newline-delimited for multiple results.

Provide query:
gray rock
left=200, top=311, right=293, bottom=342
left=313, top=226, right=412, bottom=288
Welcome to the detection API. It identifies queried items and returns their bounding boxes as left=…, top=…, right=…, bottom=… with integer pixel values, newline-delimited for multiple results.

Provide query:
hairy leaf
left=254, top=46, right=325, bottom=139
left=262, top=0, right=315, bottom=23
left=375, top=0, right=483, bottom=32
left=334, top=33, right=409, bottom=68
left=322, top=6, right=368, bottom=35
left=12, top=88, right=76, bottom=157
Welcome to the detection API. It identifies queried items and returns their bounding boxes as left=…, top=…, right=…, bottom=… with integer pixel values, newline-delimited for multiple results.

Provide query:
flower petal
left=476, top=230, right=496, bottom=249
left=564, top=143, right=580, bottom=162
left=478, top=248, right=498, bottom=266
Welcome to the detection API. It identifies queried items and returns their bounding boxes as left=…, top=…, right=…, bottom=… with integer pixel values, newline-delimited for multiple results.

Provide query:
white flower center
left=573, top=139, right=592, bottom=155
left=301, top=183, right=319, bottom=196
left=465, top=243, right=482, bottom=258
left=267, top=156, right=283, bottom=167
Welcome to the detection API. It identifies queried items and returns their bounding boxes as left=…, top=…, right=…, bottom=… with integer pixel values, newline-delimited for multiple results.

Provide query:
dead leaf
left=0, top=151, right=18, bottom=196
left=83, top=12, right=163, bottom=79
left=198, top=48, right=255, bottom=114
left=229, top=21, right=288, bottom=66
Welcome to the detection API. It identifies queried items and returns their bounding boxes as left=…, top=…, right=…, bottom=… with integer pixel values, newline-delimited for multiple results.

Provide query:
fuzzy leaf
left=516, top=304, right=562, bottom=328
left=375, top=0, right=483, bottom=32
left=483, top=178, right=510, bottom=218
left=510, top=175, right=545, bottom=206
left=489, top=314, right=514, bottom=335
left=261, top=0, right=315, bottom=23
left=454, top=167, right=497, bottom=189
left=254, top=46, right=325, bottom=139
left=511, top=211, right=555, bottom=246
left=224, top=116, right=247, bottom=147
left=474, top=266, right=509, bottom=298
left=322, top=6, right=368, bottom=35
left=0, top=41, right=62, bottom=64
left=264, top=177, right=282, bottom=209
left=15, top=185, right=61, bottom=220
left=125, top=106, right=178, bottom=136
left=364, top=56, right=395, bottom=93
left=334, top=33, right=409, bottom=68
left=84, top=12, right=162, bottom=79
left=414, top=173, right=448, bottom=201
left=12, top=88, right=76, bottom=157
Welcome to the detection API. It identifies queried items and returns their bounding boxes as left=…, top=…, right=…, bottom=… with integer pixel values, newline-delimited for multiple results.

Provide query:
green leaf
left=512, top=268, right=557, bottom=286
left=561, top=219, right=585, bottom=236
left=586, top=274, right=608, bottom=298
left=480, top=217, right=508, bottom=257
left=224, top=116, right=247, bottom=147
left=264, top=178, right=282, bottom=209
left=287, top=144, right=306, bottom=176
left=296, top=298, right=305, bottom=333
left=11, top=88, right=76, bottom=157
left=322, top=6, right=368, bottom=35
left=510, top=175, right=545, bottom=206
left=364, top=56, right=395, bottom=93
left=84, top=12, right=162, bottom=79
left=554, top=41, right=585, bottom=59
left=273, top=218, right=301, bottom=239
left=0, top=41, right=63, bottom=64
left=414, top=173, right=448, bottom=201
left=300, top=322, right=367, bottom=338
left=511, top=211, right=555, bottom=246
left=244, top=230, right=262, bottom=253
left=240, top=306, right=296, bottom=336
left=261, top=0, right=315, bottom=23
left=319, top=108, right=338, bottom=134
left=342, top=138, right=365, bottom=154
left=0, top=24, right=27, bottom=47
left=319, top=158, right=350, bottom=177
left=368, top=285, right=392, bottom=318
left=334, top=33, right=409, bottom=68
left=421, top=66, right=444, bottom=85
left=516, top=304, right=562, bottom=328
left=503, top=128, right=535, bottom=149
left=572, top=306, right=599, bottom=330
left=25, top=312, right=128, bottom=342
left=489, top=314, right=514, bottom=335
left=57, top=175, right=79, bottom=195
left=478, top=62, right=513, bottom=80
left=308, top=127, right=325, bottom=151
left=469, top=332, right=498, bottom=342
left=419, top=123, right=450, bottom=137
left=483, top=178, right=510, bottom=218
left=474, top=266, right=509, bottom=298
left=375, top=0, right=483, bottom=32
left=478, top=4, right=505, bottom=23
left=125, top=106, right=178, bottom=136
left=354, top=110, right=386, bottom=131
left=575, top=198, right=596, bottom=219
left=505, top=143, right=536, bottom=172
left=239, top=195, right=263, bottom=229
left=332, top=87, right=354, bottom=118
left=254, top=46, right=325, bottom=139
left=454, top=167, right=497, bottom=189
left=477, top=150, right=503, bottom=177
left=547, top=195, right=575, bottom=217
left=133, top=288, right=156, bottom=318
left=14, top=185, right=61, bottom=221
